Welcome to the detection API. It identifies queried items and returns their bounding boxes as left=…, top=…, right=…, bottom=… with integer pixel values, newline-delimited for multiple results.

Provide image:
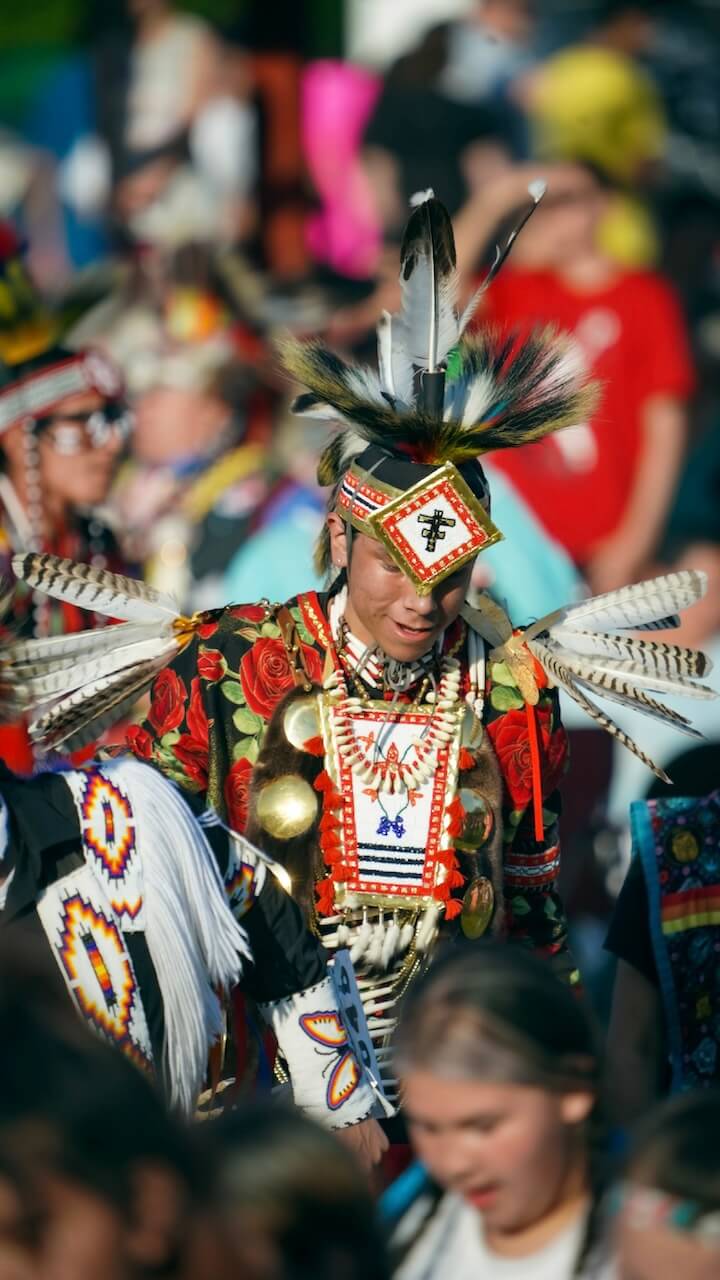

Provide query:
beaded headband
left=0, top=349, right=124, bottom=436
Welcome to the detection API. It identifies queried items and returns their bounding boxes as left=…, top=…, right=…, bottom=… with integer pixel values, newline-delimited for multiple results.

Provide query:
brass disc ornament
left=460, top=876, right=494, bottom=939
left=455, top=787, right=494, bottom=853
left=283, top=696, right=322, bottom=752
left=256, top=775, right=318, bottom=840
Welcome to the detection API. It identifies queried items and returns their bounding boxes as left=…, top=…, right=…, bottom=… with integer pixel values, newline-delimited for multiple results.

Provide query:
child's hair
left=394, top=941, right=600, bottom=1095
left=626, top=1090, right=720, bottom=1212
left=199, top=1102, right=390, bottom=1280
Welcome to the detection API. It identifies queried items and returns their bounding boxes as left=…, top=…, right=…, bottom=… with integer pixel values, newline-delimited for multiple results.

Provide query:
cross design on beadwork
left=417, top=508, right=456, bottom=552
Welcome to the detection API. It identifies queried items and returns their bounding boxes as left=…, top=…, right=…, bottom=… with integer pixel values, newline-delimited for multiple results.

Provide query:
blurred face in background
left=132, top=384, right=230, bottom=466
left=4, top=1163, right=191, bottom=1280
left=402, top=1070, right=593, bottom=1238
left=34, top=391, right=128, bottom=509
left=509, top=169, right=608, bottom=270
left=472, top=0, right=535, bottom=43
left=616, top=1206, right=720, bottom=1280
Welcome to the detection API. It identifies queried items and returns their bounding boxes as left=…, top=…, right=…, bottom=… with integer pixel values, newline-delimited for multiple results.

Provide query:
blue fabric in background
left=24, top=54, right=109, bottom=268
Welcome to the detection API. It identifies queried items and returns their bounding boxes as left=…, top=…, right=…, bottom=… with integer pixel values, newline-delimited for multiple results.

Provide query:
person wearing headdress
left=0, top=225, right=132, bottom=769
left=0, top=191, right=714, bottom=1143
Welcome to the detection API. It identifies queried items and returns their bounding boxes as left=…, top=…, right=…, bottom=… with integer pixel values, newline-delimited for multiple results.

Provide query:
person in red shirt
left=455, top=162, right=694, bottom=594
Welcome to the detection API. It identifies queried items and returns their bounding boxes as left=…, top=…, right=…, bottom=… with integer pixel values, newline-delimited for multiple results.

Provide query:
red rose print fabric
left=240, top=638, right=323, bottom=719
left=147, top=669, right=186, bottom=737
left=487, top=707, right=568, bottom=810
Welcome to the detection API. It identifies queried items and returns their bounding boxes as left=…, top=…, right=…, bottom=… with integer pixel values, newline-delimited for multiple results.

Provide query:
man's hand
left=336, top=1117, right=389, bottom=1171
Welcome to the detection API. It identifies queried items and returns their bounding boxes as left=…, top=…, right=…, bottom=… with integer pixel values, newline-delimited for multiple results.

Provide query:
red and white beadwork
left=325, top=655, right=462, bottom=793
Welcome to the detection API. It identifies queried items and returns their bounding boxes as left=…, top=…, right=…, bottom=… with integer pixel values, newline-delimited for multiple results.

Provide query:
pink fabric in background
left=301, top=60, right=382, bottom=278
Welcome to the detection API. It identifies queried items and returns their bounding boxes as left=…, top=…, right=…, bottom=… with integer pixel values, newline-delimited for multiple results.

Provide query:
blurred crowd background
left=1, top=0, right=720, bottom=1006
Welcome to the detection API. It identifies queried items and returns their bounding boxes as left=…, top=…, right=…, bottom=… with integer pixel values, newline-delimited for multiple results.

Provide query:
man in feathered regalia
left=0, top=192, right=714, bottom=1144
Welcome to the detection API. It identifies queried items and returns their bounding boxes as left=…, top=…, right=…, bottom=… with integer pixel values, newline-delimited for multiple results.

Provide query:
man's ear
left=326, top=512, right=349, bottom=569
left=125, top=1163, right=186, bottom=1270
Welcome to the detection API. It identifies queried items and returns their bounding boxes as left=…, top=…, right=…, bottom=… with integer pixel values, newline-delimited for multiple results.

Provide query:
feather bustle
left=8, top=635, right=179, bottom=705
left=29, top=657, right=169, bottom=752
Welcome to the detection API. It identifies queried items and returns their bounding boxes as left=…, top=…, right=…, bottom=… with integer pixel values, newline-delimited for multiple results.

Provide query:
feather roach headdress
left=283, top=187, right=597, bottom=591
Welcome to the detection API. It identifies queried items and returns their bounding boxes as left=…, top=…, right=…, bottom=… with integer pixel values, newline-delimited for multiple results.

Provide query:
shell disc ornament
left=283, top=696, right=322, bottom=752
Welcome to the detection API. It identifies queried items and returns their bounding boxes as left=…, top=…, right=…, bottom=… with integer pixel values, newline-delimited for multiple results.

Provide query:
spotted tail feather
left=12, top=553, right=179, bottom=625
left=546, top=629, right=712, bottom=679
left=542, top=570, right=707, bottom=635
left=29, top=657, right=169, bottom=753
left=9, top=633, right=179, bottom=707
left=529, top=645, right=671, bottom=782
left=534, top=643, right=703, bottom=737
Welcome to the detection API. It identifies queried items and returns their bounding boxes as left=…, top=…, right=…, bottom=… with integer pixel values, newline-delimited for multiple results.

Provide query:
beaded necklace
left=325, top=591, right=463, bottom=796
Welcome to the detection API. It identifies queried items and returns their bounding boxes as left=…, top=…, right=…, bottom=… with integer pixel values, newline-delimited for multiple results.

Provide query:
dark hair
left=394, top=942, right=600, bottom=1092
left=626, top=1090, right=720, bottom=1212
left=199, top=1101, right=390, bottom=1280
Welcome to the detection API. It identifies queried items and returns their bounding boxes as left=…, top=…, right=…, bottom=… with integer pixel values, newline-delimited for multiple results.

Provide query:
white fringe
left=104, top=759, right=251, bottom=1114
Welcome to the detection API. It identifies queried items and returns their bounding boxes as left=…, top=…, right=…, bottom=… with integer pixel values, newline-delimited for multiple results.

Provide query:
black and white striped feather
left=521, top=570, right=715, bottom=778
left=0, top=556, right=191, bottom=751
left=530, top=646, right=673, bottom=782
left=12, top=553, right=179, bottom=624
left=29, top=657, right=172, bottom=753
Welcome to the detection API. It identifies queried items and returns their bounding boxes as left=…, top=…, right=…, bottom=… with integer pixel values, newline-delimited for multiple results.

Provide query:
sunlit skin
left=327, top=514, right=474, bottom=664
left=617, top=1216, right=720, bottom=1280
left=402, top=1071, right=593, bottom=1257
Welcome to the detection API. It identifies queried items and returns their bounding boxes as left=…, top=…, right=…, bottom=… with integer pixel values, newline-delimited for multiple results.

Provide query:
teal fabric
left=223, top=501, right=324, bottom=604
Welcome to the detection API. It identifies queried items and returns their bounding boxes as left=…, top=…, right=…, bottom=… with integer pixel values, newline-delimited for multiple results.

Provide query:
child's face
left=617, top=1215, right=720, bottom=1280
left=402, top=1070, right=592, bottom=1236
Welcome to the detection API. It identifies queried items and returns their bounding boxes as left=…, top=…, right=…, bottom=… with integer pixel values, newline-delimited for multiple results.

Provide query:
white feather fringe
left=104, top=759, right=250, bottom=1113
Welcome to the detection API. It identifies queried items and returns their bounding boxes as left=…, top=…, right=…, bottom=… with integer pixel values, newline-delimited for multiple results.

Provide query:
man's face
left=37, top=391, right=125, bottom=509
left=327, top=516, right=473, bottom=662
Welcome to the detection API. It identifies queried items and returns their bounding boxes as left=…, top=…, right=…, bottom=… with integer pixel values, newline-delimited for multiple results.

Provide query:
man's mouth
left=391, top=620, right=436, bottom=640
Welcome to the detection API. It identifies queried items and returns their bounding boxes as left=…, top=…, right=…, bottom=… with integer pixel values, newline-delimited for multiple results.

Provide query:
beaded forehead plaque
left=366, top=461, right=502, bottom=593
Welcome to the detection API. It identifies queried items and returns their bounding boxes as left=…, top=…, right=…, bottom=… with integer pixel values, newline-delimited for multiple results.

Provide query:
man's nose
left=401, top=583, right=436, bottom=615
